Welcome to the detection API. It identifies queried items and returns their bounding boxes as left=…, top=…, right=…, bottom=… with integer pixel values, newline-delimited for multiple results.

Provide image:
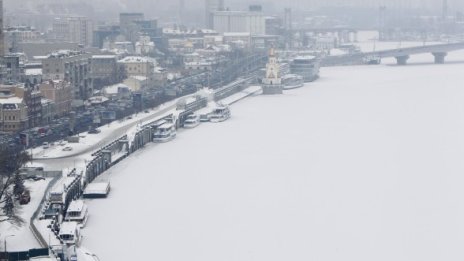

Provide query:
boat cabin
left=183, top=113, right=201, bottom=128
left=210, top=105, right=231, bottom=122
left=59, top=221, right=81, bottom=245
left=65, top=200, right=89, bottom=226
left=153, top=123, right=177, bottom=142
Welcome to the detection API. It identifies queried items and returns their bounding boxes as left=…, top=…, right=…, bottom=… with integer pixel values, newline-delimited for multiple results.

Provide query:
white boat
left=153, top=123, right=177, bottom=142
left=363, top=55, right=381, bottom=65
left=64, top=200, right=89, bottom=227
left=199, top=114, right=211, bottom=122
left=209, top=104, right=231, bottom=123
left=282, top=74, right=304, bottom=90
left=290, top=55, right=320, bottom=82
left=183, top=113, right=201, bottom=129
left=59, top=221, right=81, bottom=246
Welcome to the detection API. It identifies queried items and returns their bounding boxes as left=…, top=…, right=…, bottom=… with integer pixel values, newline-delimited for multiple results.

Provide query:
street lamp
left=4, top=234, right=15, bottom=259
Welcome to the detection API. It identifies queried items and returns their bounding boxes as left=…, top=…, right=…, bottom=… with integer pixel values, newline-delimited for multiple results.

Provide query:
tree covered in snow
left=0, top=147, right=30, bottom=226
left=13, top=172, right=26, bottom=197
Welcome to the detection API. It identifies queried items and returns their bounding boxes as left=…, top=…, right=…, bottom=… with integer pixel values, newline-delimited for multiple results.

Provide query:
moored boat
left=153, top=123, right=177, bottom=142
left=64, top=200, right=89, bottom=227
left=59, top=221, right=81, bottom=246
left=209, top=104, right=231, bottom=123
left=282, top=74, right=304, bottom=90
left=183, top=113, right=201, bottom=128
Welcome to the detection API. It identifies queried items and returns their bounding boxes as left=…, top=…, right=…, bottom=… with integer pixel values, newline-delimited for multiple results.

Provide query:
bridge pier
left=395, top=55, right=410, bottom=65
left=432, top=52, right=447, bottom=64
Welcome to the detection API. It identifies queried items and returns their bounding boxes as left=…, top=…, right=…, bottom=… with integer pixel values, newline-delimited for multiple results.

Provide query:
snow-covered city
left=1, top=1, right=464, bottom=261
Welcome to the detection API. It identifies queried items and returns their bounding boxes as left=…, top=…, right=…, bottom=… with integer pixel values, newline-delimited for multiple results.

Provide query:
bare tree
left=0, top=147, right=31, bottom=226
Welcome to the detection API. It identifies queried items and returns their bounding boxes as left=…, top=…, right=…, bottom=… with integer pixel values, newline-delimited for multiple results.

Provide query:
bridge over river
left=322, top=42, right=464, bottom=66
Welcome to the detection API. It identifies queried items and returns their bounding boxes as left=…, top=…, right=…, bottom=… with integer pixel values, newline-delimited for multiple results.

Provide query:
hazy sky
left=6, top=0, right=463, bottom=12
left=4, top=0, right=463, bottom=27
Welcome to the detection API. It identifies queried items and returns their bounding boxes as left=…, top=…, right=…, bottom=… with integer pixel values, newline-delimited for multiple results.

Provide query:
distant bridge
left=322, top=42, right=464, bottom=66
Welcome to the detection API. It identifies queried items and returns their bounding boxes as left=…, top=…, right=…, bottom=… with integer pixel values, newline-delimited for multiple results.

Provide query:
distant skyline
left=3, top=0, right=463, bottom=28
left=5, top=0, right=464, bottom=13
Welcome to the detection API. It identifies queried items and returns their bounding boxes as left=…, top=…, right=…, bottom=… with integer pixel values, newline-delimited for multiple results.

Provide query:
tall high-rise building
left=205, top=0, right=225, bottom=29
left=212, top=10, right=266, bottom=35
left=52, top=16, right=94, bottom=47
left=442, top=0, right=448, bottom=19
left=0, top=0, right=4, bottom=56
left=120, top=13, right=145, bottom=43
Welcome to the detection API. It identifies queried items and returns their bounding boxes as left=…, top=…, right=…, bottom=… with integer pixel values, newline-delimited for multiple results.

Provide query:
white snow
left=0, top=179, right=51, bottom=251
left=32, top=92, right=206, bottom=161
left=78, top=49, right=464, bottom=261
left=83, top=183, right=110, bottom=195
left=67, top=200, right=85, bottom=213
left=221, top=85, right=262, bottom=105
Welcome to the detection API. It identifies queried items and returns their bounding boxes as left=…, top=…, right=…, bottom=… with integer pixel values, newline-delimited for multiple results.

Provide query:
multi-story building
left=0, top=0, right=4, bottom=57
left=212, top=11, right=266, bottom=35
left=0, top=97, right=28, bottom=133
left=24, top=68, right=43, bottom=86
left=91, top=55, right=125, bottom=89
left=39, top=80, right=72, bottom=117
left=52, top=16, right=94, bottom=47
left=205, top=0, right=225, bottom=29
left=41, top=98, right=56, bottom=125
left=93, top=25, right=121, bottom=48
left=119, top=13, right=144, bottom=43
left=135, top=35, right=155, bottom=55
left=42, top=50, right=93, bottom=100
left=0, top=84, right=42, bottom=128
left=1, top=53, right=25, bottom=83
left=118, top=56, right=156, bottom=85
left=183, top=52, right=222, bottom=71
left=223, top=32, right=252, bottom=48
left=23, top=88, right=41, bottom=128
left=5, top=26, right=42, bottom=53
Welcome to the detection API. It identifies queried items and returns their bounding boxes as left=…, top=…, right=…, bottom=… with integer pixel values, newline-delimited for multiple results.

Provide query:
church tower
left=262, top=48, right=283, bottom=94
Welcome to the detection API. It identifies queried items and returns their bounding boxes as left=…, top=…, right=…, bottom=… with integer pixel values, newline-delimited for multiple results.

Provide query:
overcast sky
left=4, top=0, right=463, bottom=27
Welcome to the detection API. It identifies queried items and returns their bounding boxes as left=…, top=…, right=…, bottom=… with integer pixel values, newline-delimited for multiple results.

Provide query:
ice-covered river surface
left=82, top=53, right=464, bottom=261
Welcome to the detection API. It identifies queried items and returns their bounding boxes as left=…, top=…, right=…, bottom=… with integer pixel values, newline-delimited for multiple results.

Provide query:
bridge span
left=322, top=42, right=464, bottom=66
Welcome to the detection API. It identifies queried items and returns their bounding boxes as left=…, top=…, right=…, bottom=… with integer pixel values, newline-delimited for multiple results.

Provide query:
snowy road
left=80, top=50, right=464, bottom=261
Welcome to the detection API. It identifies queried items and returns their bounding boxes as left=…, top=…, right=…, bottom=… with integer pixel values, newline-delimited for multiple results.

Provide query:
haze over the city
left=0, top=0, right=464, bottom=260
left=5, top=0, right=464, bottom=26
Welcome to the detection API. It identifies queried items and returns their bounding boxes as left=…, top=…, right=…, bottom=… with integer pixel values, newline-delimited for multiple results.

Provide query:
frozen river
left=81, top=51, right=464, bottom=261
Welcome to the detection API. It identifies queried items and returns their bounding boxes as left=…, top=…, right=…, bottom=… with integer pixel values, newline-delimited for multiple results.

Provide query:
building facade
left=213, top=11, right=266, bottom=35
left=118, top=56, right=156, bottom=85
left=39, top=80, right=72, bottom=117
left=42, top=50, right=93, bottom=100
left=119, top=13, right=144, bottom=43
left=205, top=0, right=225, bottom=29
left=0, top=97, right=28, bottom=133
left=41, top=98, right=56, bottom=125
left=0, top=0, right=4, bottom=57
left=1, top=54, right=25, bottom=83
left=0, top=84, right=42, bottom=128
left=91, top=55, right=125, bottom=89
left=52, top=17, right=94, bottom=47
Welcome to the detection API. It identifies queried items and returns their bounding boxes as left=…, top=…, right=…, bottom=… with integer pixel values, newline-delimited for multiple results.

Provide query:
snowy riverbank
left=81, top=51, right=464, bottom=261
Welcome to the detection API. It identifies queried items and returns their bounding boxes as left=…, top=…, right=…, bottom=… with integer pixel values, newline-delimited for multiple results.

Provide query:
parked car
left=19, top=190, right=31, bottom=205
left=42, top=142, right=49, bottom=149
left=88, top=128, right=101, bottom=134
left=62, top=146, right=73, bottom=151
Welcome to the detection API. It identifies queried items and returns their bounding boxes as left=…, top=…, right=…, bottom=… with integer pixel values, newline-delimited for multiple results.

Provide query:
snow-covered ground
left=0, top=179, right=51, bottom=251
left=32, top=97, right=188, bottom=160
left=79, top=49, right=464, bottom=261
